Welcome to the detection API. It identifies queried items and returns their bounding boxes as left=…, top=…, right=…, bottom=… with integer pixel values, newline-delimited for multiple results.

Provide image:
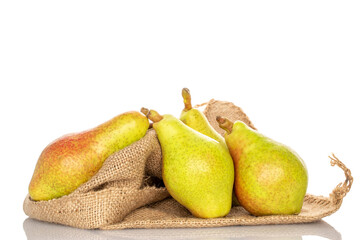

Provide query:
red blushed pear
left=29, top=111, right=149, bottom=201
left=141, top=108, right=234, bottom=219
left=216, top=116, right=308, bottom=216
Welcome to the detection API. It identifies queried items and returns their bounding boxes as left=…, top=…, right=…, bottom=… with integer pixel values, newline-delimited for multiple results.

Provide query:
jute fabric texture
left=23, top=100, right=353, bottom=229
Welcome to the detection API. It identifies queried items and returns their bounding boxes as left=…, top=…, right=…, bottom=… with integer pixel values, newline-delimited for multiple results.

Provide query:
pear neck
left=231, top=122, right=261, bottom=143
left=154, top=116, right=190, bottom=140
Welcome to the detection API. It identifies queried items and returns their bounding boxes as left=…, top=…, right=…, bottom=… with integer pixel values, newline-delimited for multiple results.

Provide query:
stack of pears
left=29, top=88, right=308, bottom=219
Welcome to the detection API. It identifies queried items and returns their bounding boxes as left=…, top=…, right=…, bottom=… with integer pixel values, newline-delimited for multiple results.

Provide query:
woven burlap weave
left=23, top=100, right=353, bottom=229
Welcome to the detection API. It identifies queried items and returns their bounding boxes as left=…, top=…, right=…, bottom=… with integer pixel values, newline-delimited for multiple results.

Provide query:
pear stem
left=182, top=88, right=192, bottom=111
left=216, top=116, right=233, bottom=134
left=148, top=110, right=164, bottom=122
left=141, top=107, right=163, bottom=122
left=140, top=107, right=150, bottom=116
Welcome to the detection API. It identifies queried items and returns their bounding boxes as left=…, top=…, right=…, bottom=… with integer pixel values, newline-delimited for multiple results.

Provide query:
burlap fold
left=23, top=100, right=353, bottom=229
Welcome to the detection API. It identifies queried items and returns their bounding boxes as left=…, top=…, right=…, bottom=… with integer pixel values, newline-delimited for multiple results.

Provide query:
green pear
left=179, top=88, right=240, bottom=206
left=29, top=111, right=149, bottom=201
left=217, top=116, right=308, bottom=216
left=141, top=108, right=234, bottom=218
left=179, top=88, right=226, bottom=147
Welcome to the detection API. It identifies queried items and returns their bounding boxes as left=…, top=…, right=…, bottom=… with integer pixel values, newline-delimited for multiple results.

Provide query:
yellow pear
left=142, top=108, right=234, bottom=218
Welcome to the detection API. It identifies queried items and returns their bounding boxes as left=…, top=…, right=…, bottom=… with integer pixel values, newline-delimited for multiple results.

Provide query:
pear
left=141, top=108, right=234, bottom=218
left=217, top=116, right=308, bottom=216
left=179, top=88, right=240, bottom=206
left=180, top=88, right=226, bottom=147
left=29, top=111, right=149, bottom=201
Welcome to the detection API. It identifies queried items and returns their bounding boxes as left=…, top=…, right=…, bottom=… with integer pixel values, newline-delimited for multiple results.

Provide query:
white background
left=0, top=1, right=359, bottom=239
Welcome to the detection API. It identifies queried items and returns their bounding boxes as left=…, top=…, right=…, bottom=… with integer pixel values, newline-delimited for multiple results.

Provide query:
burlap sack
left=23, top=100, right=353, bottom=230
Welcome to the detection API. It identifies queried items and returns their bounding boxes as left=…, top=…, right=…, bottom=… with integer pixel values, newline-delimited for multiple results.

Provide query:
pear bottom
left=166, top=185, right=232, bottom=219
left=234, top=153, right=308, bottom=216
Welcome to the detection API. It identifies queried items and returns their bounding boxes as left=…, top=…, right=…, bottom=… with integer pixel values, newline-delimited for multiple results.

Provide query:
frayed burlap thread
left=23, top=100, right=353, bottom=229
